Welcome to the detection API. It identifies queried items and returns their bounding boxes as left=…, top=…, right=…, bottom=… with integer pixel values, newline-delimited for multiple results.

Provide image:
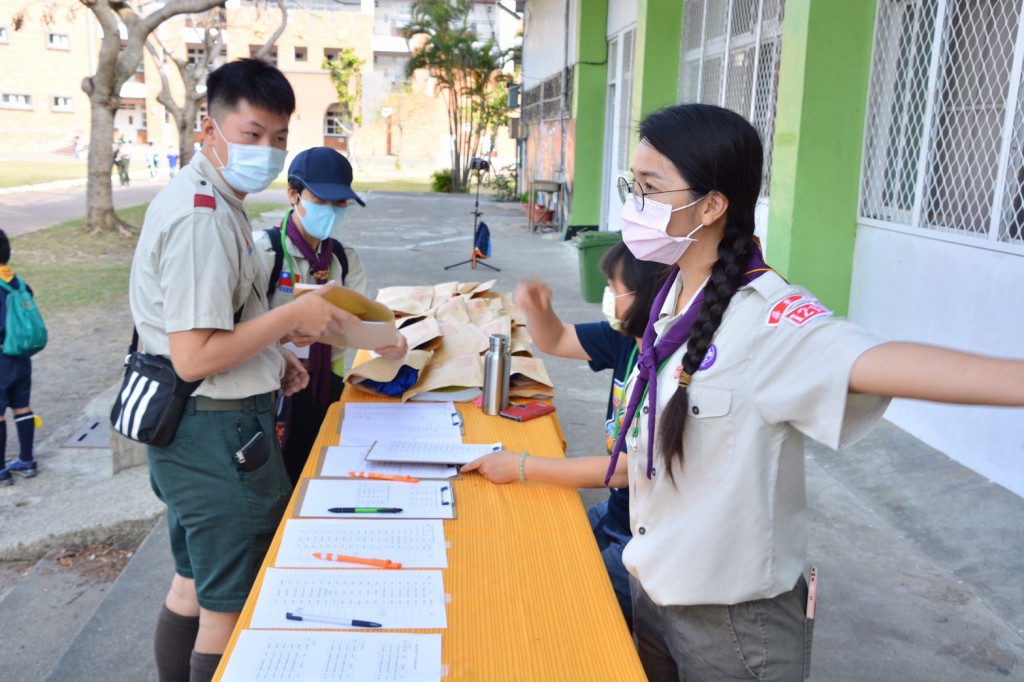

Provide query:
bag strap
left=264, top=227, right=285, bottom=299
left=127, top=305, right=245, bottom=359
left=329, top=238, right=349, bottom=284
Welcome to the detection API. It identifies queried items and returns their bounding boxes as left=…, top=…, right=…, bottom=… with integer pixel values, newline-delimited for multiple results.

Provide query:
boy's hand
left=376, top=333, right=409, bottom=360
left=290, top=283, right=358, bottom=339
left=281, top=349, right=309, bottom=396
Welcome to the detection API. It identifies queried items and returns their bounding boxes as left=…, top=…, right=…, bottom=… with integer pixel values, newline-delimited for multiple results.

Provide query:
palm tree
left=404, top=0, right=510, bottom=192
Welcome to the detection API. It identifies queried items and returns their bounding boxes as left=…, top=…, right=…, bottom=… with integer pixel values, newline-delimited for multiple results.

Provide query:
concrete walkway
left=0, top=186, right=1021, bottom=680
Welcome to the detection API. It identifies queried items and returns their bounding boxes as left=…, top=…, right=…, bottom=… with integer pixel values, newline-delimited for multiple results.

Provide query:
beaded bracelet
left=518, top=451, right=530, bottom=483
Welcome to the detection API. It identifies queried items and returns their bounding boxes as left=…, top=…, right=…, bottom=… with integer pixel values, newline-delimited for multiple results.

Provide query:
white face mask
left=621, top=195, right=704, bottom=265
left=602, top=285, right=632, bottom=331
left=211, top=118, right=287, bottom=194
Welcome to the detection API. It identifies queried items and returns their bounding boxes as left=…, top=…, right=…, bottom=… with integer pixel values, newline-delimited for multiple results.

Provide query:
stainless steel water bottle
left=482, top=334, right=511, bottom=415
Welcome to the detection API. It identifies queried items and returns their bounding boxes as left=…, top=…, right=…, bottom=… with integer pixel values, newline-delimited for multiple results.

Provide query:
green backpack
left=0, top=276, right=47, bottom=357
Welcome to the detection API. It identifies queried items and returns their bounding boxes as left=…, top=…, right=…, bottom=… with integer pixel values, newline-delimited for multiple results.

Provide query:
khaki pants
left=631, top=574, right=813, bottom=681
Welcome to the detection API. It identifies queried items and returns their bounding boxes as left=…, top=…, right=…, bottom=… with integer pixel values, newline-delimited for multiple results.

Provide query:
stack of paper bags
left=345, top=280, right=554, bottom=402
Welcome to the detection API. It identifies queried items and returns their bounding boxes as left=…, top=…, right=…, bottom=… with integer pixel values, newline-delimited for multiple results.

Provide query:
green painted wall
left=766, top=0, right=877, bottom=315
left=567, top=0, right=609, bottom=228
left=633, top=0, right=684, bottom=120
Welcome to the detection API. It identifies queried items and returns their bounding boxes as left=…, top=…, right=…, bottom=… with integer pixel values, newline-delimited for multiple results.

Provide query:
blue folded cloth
left=358, top=365, right=421, bottom=398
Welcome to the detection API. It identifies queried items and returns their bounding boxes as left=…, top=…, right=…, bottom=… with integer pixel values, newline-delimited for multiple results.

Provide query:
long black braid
left=637, top=104, right=763, bottom=481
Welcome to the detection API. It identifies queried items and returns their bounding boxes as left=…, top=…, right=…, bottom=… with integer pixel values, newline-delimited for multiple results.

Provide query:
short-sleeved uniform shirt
left=252, top=221, right=368, bottom=369
left=129, top=153, right=284, bottom=399
left=621, top=270, right=890, bottom=606
left=575, top=321, right=636, bottom=531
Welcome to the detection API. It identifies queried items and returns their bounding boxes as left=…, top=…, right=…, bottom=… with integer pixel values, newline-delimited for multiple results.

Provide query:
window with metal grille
left=861, top=0, right=1024, bottom=246
left=324, top=103, right=350, bottom=137
left=678, top=0, right=785, bottom=199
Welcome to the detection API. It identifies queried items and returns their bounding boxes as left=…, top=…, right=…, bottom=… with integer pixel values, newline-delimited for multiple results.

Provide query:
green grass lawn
left=0, top=161, right=91, bottom=188
left=11, top=202, right=285, bottom=314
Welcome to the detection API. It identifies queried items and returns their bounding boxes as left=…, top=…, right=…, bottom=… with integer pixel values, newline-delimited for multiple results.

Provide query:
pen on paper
left=348, top=471, right=420, bottom=483
left=313, top=552, right=402, bottom=569
left=286, top=611, right=382, bottom=628
left=328, top=507, right=403, bottom=514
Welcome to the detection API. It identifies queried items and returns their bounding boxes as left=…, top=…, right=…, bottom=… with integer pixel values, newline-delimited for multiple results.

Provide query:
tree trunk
left=85, top=95, right=132, bottom=235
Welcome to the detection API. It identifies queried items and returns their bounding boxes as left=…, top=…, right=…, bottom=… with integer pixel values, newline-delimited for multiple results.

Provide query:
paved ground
left=0, top=179, right=1022, bottom=680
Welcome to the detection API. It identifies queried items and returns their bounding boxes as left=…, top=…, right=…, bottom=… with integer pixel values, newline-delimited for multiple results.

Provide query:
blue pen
left=286, top=611, right=382, bottom=628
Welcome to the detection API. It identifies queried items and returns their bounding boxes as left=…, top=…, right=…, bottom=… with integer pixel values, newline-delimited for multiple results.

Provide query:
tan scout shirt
left=252, top=221, right=368, bottom=369
left=622, top=270, right=890, bottom=606
left=129, top=153, right=285, bottom=399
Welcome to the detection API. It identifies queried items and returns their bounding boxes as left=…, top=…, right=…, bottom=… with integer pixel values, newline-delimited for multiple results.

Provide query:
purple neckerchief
left=284, top=212, right=334, bottom=405
left=604, top=246, right=771, bottom=485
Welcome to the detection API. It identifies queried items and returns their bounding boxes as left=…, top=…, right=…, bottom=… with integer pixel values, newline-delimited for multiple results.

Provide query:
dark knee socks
left=0, top=420, right=6, bottom=468
left=154, top=604, right=199, bottom=682
left=14, top=412, right=33, bottom=462
left=189, top=651, right=222, bottom=682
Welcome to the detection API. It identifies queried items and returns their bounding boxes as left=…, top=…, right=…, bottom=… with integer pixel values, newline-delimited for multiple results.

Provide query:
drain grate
left=62, top=419, right=111, bottom=448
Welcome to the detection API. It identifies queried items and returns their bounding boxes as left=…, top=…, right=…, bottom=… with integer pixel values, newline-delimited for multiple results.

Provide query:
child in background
left=0, top=229, right=39, bottom=483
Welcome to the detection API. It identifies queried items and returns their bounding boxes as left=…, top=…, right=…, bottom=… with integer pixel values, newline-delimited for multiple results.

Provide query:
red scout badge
left=766, top=294, right=833, bottom=327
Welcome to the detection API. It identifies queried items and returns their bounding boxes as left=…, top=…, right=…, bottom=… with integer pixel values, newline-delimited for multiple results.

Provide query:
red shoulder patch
left=194, top=194, right=216, bottom=210
left=783, top=301, right=833, bottom=327
left=766, top=294, right=806, bottom=326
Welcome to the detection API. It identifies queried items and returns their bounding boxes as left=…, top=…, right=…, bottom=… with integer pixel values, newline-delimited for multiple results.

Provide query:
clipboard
left=292, top=478, right=458, bottom=519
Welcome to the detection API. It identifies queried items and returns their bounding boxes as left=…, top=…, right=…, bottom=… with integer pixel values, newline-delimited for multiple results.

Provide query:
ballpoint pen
left=313, top=552, right=402, bottom=569
left=348, top=471, right=420, bottom=483
left=286, top=611, right=382, bottom=628
left=328, top=507, right=403, bottom=514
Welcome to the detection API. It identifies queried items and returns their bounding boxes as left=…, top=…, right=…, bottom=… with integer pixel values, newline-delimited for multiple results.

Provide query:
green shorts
left=147, top=393, right=292, bottom=612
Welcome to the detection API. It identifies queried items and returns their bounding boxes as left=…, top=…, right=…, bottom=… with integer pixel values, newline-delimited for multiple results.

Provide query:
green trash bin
left=572, top=230, right=623, bottom=303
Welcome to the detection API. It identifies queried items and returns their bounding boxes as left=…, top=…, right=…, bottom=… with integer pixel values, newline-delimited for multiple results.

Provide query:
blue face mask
left=211, top=118, right=287, bottom=194
left=297, top=198, right=346, bottom=241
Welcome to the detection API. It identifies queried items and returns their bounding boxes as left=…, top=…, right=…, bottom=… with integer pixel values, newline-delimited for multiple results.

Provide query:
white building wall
left=848, top=225, right=1024, bottom=497
left=522, top=0, right=577, bottom=80
left=606, top=0, right=637, bottom=36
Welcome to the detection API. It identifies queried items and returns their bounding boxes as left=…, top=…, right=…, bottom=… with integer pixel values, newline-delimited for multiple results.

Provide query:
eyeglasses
left=617, top=176, right=695, bottom=212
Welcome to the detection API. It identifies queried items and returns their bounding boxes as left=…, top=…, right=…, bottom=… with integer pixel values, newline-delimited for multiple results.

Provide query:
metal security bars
left=860, top=0, right=1024, bottom=246
left=678, top=0, right=785, bottom=199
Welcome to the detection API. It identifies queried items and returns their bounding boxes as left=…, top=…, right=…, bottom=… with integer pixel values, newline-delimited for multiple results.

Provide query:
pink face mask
left=620, top=195, right=705, bottom=265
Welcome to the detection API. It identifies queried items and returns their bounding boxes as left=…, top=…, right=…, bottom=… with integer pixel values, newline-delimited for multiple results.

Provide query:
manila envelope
left=434, top=297, right=471, bottom=325
left=376, top=285, right=435, bottom=316
left=465, top=297, right=505, bottom=326
left=399, top=315, right=443, bottom=351
left=345, top=349, right=433, bottom=397
left=403, top=352, right=484, bottom=402
left=509, top=356, right=555, bottom=399
left=478, top=315, right=512, bottom=341
left=510, top=325, right=534, bottom=356
left=431, top=319, right=490, bottom=366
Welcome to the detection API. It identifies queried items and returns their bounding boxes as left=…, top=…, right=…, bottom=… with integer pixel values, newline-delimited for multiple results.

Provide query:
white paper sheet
left=274, top=519, right=448, bottom=569
left=321, top=445, right=458, bottom=479
left=366, top=440, right=502, bottom=466
left=250, top=568, right=447, bottom=630
left=221, top=630, right=443, bottom=682
left=341, top=402, right=464, bottom=444
left=298, top=479, right=455, bottom=519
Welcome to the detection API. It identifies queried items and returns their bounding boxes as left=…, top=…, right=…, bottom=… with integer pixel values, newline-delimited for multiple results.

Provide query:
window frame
left=51, top=95, right=74, bottom=112
left=1, top=93, right=33, bottom=110
left=46, top=32, right=71, bottom=50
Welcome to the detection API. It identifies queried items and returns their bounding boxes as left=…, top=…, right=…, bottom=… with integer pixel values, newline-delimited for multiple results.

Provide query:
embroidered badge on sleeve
left=766, top=294, right=833, bottom=327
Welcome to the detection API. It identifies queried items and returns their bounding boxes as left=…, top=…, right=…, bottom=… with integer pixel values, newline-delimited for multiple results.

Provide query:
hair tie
left=678, top=371, right=692, bottom=389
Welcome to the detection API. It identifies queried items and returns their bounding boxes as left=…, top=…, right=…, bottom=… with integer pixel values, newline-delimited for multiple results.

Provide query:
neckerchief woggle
left=604, top=244, right=772, bottom=485
left=281, top=210, right=335, bottom=405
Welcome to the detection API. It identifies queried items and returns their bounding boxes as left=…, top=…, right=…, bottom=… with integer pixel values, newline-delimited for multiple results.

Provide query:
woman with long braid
left=465, top=103, right=1024, bottom=680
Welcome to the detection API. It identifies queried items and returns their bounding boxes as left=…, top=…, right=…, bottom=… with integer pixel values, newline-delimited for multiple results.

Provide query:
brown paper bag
left=431, top=319, right=490, bottom=366
left=509, top=355, right=555, bottom=399
left=345, top=349, right=433, bottom=397
left=376, top=285, right=435, bottom=316
left=399, top=316, right=443, bottom=351
left=402, top=352, right=484, bottom=402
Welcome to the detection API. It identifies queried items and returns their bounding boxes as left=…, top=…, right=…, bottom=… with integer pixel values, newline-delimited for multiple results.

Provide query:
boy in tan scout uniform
left=129, top=59, right=354, bottom=682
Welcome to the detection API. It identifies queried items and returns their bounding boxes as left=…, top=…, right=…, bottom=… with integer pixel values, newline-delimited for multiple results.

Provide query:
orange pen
left=313, top=552, right=402, bottom=569
left=348, top=471, right=420, bottom=483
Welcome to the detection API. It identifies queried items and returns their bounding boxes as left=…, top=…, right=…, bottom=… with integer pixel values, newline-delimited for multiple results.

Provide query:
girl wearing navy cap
left=253, top=147, right=406, bottom=483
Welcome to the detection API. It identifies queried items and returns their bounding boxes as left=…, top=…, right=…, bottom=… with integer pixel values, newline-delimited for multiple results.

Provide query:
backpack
left=0, top=276, right=47, bottom=357
left=262, top=227, right=349, bottom=299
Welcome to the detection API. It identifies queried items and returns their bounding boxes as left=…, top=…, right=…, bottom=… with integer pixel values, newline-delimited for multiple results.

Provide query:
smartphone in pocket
left=234, top=431, right=270, bottom=473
